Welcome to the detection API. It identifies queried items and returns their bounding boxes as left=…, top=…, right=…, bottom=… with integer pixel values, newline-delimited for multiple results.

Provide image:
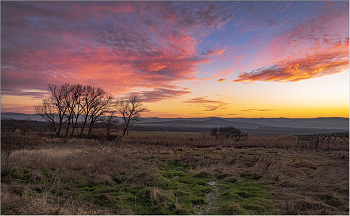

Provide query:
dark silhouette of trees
left=87, top=93, right=112, bottom=138
left=78, top=85, right=111, bottom=138
left=68, top=84, right=85, bottom=138
left=48, top=83, right=71, bottom=137
left=34, top=98, right=60, bottom=136
left=35, top=83, right=112, bottom=138
left=210, top=126, right=248, bottom=141
left=35, top=83, right=73, bottom=137
left=115, top=95, right=148, bottom=137
left=62, top=84, right=84, bottom=138
left=35, top=84, right=148, bottom=139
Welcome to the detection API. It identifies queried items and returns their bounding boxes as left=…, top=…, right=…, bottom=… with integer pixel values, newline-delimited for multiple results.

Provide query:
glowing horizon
left=1, top=1, right=349, bottom=118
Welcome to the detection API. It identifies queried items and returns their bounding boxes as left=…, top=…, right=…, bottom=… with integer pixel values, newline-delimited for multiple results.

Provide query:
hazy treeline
left=1, top=118, right=49, bottom=133
left=34, top=83, right=147, bottom=138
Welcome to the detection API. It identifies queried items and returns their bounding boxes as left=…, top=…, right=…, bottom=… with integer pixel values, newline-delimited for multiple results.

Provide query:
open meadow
left=2, top=1, right=349, bottom=215
left=1, top=124, right=349, bottom=215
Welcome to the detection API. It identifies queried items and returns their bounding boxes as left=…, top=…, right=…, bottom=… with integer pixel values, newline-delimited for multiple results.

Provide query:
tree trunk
left=56, top=113, right=64, bottom=137
left=79, top=114, right=89, bottom=138
left=70, top=122, right=76, bottom=139
left=70, top=116, right=79, bottom=139
left=87, top=122, right=94, bottom=138
left=87, top=116, right=95, bottom=138
left=122, top=121, right=129, bottom=137
left=65, top=114, right=72, bottom=138
left=53, top=124, right=59, bottom=137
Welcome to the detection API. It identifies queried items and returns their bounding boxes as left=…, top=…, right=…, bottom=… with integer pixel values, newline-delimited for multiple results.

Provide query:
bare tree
left=87, top=94, right=113, bottom=138
left=34, top=98, right=60, bottom=136
left=35, top=83, right=113, bottom=139
left=62, top=84, right=75, bottom=138
left=116, top=95, right=148, bottom=137
left=79, top=86, right=108, bottom=138
left=67, top=84, right=85, bottom=138
left=35, top=83, right=71, bottom=137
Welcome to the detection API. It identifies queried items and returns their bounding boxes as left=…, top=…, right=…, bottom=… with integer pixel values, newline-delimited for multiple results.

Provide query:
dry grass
left=1, top=129, right=348, bottom=214
left=120, top=131, right=349, bottom=151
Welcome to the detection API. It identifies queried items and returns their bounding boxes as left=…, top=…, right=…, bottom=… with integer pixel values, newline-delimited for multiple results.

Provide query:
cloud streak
left=183, top=96, right=229, bottom=111
left=233, top=47, right=349, bottom=83
left=134, top=88, right=192, bottom=103
left=240, top=109, right=276, bottom=112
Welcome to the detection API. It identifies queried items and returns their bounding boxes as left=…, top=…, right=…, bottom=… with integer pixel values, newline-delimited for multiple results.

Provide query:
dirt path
left=194, top=181, right=221, bottom=215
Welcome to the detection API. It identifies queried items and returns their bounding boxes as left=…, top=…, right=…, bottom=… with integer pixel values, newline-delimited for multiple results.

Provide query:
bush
left=210, top=126, right=248, bottom=141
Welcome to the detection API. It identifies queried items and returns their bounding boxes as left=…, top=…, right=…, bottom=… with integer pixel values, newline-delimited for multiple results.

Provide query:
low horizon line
left=1, top=112, right=348, bottom=119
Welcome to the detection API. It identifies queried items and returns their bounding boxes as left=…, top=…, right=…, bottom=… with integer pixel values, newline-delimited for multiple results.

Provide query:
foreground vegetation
left=1, top=127, right=349, bottom=215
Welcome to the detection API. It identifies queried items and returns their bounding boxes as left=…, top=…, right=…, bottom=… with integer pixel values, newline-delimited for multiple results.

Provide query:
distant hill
left=1, top=112, right=44, bottom=121
left=2, top=112, right=348, bottom=135
left=141, top=117, right=349, bottom=130
left=142, top=118, right=268, bottom=128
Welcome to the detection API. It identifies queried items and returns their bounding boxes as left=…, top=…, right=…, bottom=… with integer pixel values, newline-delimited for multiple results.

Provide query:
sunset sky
left=1, top=1, right=349, bottom=118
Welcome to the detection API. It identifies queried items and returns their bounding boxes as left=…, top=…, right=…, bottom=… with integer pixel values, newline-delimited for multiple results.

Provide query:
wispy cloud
left=233, top=47, right=349, bottom=83
left=131, top=88, right=192, bottom=103
left=183, top=96, right=229, bottom=111
left=240, top=109, right=276, bottom=112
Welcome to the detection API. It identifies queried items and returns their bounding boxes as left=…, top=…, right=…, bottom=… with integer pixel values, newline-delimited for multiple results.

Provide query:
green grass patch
left=1, top=165, right=274, bottom=215
left=217, top=179, right=274, bottom=215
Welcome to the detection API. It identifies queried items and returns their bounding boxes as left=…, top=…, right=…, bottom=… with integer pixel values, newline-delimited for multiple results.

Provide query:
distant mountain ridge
left=2, top=112, right=349, bottom=131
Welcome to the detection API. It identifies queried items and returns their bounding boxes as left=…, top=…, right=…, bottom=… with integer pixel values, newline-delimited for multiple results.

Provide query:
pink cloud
left=235, top=54, right=246, bottom=61
left=1, top=2, right=234, bottom=101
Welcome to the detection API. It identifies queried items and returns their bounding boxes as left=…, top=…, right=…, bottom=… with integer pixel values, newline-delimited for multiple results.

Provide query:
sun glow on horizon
left=1, top=1, right=349, bottom=118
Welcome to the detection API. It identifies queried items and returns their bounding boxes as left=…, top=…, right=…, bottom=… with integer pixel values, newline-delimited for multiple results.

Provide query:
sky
left=1, top=1, right=349, bottom=118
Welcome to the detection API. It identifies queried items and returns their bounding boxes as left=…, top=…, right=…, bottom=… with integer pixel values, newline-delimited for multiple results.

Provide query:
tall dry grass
left=119, top=131, right=349, bottom=151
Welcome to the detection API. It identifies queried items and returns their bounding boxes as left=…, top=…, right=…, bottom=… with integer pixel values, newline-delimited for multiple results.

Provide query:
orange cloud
left=217, top=78, right=226, bottom=82
left=233, top=46, right=349, bottom=83
left=216, top=49, right=226, bottom=55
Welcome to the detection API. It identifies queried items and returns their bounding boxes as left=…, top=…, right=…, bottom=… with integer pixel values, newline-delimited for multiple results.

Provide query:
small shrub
left=210, top=126, right=248, bottom=141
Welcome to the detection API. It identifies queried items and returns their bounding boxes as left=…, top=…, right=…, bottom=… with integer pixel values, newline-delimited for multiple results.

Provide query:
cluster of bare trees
left=34, top=83, right=147, bottom=138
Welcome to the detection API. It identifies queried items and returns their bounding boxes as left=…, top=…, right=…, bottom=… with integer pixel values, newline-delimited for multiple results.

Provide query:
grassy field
left=1, top=128, right=349, bottom=215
